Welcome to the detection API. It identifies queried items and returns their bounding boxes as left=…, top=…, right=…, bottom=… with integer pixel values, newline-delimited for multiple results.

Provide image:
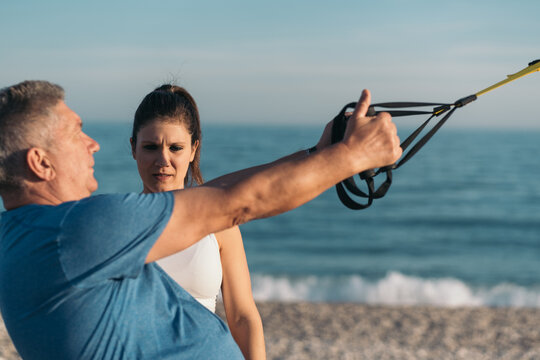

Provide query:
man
left=0, top=80, right=401, bottom=359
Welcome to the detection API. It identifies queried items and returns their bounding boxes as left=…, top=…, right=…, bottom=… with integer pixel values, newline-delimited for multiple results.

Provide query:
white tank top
left=157, top=234, right=222, bottom=312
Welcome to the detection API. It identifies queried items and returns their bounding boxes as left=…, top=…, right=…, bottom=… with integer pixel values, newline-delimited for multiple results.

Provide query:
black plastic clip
left=433, top=104, right=451, bottom=116
left=454, top=94, right=477, bottom=108
left=359, top=169, right=376, bottom=180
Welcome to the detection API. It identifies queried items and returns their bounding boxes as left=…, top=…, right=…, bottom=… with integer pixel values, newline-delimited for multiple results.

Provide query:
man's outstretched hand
left=343, top=89, right=402, bottom=172
left=316, top=89, right=402, bottom=173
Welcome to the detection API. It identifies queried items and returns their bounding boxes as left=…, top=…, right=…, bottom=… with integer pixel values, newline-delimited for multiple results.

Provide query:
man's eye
left=143, top=144, right=158, bottom=150
left=170, top=145, right=183, bottom=152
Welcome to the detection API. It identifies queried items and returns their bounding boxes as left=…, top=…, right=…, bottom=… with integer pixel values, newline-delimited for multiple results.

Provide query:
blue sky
left=1, top=0, right=539, bottom=128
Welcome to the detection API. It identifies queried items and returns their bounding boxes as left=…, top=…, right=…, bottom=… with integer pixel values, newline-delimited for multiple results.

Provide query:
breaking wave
left=251, top=271, right=540, bottom=307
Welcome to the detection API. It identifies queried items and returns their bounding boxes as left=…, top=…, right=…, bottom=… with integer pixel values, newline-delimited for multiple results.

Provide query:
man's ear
left=26, top=147, right=55, bottom=181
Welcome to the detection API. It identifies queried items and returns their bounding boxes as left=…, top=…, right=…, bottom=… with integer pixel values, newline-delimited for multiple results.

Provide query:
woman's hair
left=132, top=84, right=203, bottom=186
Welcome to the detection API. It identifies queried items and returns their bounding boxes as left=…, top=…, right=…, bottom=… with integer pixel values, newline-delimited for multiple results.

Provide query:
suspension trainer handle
left=331, top=59, right=539, bottom=210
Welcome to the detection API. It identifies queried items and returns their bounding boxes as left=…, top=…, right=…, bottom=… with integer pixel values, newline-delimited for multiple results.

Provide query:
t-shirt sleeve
left=58, top=192, right=174, bottom=285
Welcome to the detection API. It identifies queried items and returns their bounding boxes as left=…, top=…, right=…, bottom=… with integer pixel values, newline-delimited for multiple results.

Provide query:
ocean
left=4, top=121, right=540, bottom=307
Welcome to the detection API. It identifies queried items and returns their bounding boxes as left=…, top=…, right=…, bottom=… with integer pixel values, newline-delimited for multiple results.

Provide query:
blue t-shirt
left=0, top=193, right=243, bottom=359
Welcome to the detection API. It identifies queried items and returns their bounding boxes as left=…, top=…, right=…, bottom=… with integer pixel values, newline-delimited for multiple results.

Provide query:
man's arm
left=146, top=89, right=401, bottom=263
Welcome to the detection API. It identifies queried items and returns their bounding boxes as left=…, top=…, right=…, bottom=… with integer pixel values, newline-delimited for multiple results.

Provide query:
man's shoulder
left=1, top=203, right=68, bottom=231
left=1, top=195, right=129, bottom=225
left=73, top=192, right=174, bottom=214
left=1, top=192, right=175, bottom=240
left=61, top=192, right=174, bottom=230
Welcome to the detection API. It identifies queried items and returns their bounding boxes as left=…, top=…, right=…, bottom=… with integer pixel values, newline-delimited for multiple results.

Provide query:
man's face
left=47, top=101, right=100, bottom=202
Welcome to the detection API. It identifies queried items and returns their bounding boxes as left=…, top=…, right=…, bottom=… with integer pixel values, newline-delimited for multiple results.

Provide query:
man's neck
left=2, top=184, right=72, bottom=210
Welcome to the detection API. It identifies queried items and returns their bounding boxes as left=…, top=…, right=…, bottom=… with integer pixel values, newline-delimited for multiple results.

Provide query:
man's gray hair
left=0, top=80, right=64, bottom=193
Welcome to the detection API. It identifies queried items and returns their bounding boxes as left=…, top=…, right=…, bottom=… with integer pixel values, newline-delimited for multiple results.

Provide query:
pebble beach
left=2, top=302, right=538, bottom=360
left=226, top=302, right=540, bottom=360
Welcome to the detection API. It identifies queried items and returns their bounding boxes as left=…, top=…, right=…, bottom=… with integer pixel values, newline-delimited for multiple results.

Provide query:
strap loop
left=330, top=60, right=538, bottom=210
left=331, top=100, right=461, bottom=210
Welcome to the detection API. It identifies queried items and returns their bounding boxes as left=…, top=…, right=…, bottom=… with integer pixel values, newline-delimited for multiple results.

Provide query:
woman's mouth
left=153, top=173, right=173, bottom=182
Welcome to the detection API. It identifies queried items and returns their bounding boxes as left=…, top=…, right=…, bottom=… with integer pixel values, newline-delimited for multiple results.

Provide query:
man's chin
left=88, top=180, right=98, bottom=194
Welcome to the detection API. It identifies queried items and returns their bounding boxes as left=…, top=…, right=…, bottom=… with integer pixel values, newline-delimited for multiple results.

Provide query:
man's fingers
left=352, top=89, right=371, bottom=119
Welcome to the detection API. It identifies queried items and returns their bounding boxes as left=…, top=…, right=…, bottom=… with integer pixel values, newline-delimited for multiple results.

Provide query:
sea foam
left=250, top=271, right=540, bottom=307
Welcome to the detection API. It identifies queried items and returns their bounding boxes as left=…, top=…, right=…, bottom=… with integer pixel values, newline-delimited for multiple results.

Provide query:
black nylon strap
left=395, top=107, right=456, bottom=168
left=331, top=100, right=462, bottom=210
left=336, top=180, right=373, bottom=210
left=367, top=102, right=451, bottom=117
left=370, top=101, right=450, bottom=108
left=399, top=115, right=435, bottom=151
left=343, top=176, right=370, bottom=198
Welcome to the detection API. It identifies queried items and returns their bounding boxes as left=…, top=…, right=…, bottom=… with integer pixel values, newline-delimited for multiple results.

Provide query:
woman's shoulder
left=214, top=226, right=242, bottom=249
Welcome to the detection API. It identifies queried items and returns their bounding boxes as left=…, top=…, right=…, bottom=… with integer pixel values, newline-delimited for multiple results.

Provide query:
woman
left=130, top=84, right=265, bottom=360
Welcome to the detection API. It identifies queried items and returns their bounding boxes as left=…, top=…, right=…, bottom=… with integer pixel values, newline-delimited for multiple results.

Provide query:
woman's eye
left=143, top=144, right=158, bottom=150
left=170, top=145, right=183, bottom=152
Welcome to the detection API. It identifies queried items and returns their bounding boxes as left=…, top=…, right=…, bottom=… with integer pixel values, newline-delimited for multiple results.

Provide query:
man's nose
left=85, top=132, right=100, bottom=153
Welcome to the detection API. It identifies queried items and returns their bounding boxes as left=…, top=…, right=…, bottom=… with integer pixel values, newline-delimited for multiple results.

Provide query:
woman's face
left=132, top=120, right=198, bottom=193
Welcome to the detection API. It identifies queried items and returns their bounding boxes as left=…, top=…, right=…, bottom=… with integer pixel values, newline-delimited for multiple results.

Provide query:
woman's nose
left=155, top=150, right=169, bottom=167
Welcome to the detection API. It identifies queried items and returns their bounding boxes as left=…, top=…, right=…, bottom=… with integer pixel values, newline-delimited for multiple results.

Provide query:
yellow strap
left=475, top=60, right=540, bottom=97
